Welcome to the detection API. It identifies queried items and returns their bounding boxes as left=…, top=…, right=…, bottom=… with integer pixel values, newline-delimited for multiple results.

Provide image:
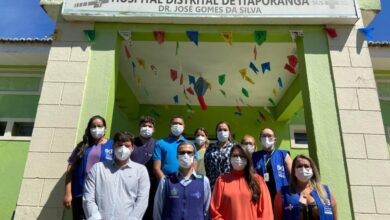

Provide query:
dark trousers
left=72, top=196, right=86, bottom=220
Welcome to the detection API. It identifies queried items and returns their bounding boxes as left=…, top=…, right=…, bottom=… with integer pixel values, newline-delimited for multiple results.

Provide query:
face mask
left=114, top=145, right=131, bottom=161
left=195, top=136, right=206, bottom=146
left=217, top=131, right=229, bottom=142
left=171, top=124, right=184, bottom=137
left=178, top=154, right=194, bottom=169
left=90, top=127, right=105, bottom=139
left=243, top=144, right=255, bottom=154
left=231, top=156, right=247, bottom=171
left=261, top=137, right=274, bottom=149
left=140, top=126, right=153, bottom=138
left=295, top=167, right=313, bottom=182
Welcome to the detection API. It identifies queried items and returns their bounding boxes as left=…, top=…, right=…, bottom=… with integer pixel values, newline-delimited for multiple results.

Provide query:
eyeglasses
left=242, top=142, right=254, bottom=145
left=178, top=151, right=194, bottom=155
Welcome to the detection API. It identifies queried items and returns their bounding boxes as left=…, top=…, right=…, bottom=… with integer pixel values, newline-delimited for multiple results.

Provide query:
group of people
left=63, top=115, right=338, bottom=220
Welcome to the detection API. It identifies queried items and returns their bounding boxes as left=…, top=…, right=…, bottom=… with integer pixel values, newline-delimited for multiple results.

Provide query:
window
left=0, top=121, right=6, bottom=136
left=0, top=118, right=34, bottom=141
left=12, top=122, right=34, bottom=137
left=0, top=73, right=43, bottom=95
left=376, top=75, right=390, bottom=101
left=289, top=125, right=308, bottom=149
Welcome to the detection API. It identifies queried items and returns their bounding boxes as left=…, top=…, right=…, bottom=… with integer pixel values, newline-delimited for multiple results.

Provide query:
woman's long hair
left=289, top=154, right=329, bottom=204
left=215, top=121, right=233, bottom=143
left=230, top=144, right=261, bottom=203
left=74, top=115, right=106, bottom=166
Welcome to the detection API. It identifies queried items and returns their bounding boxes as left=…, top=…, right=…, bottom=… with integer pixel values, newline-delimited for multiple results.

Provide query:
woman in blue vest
left=274, top=154, right=338, bottom=220
left=63, top=115, right=113, bottom=220
left=252, top=128, right=292, bottom=202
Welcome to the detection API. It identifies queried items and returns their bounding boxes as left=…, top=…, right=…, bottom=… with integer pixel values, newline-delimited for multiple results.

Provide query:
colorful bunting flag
left=218, top=74, right=226, bottom=86
left=253, top=45, right=257, bottom=60
left=358, top=27, right=374, bottom=41
left=175, top=41, right=179, bottom=56
left=150, top=65, right=157, bottom=75
left=287, top=55, right=298, bottom=68
left=180, top=74, right=184, bottom=85
left=136, top=58, right=145, bottom=69
left=324, top=27, right=337, bottom=38
left=206, top=81, right=212, bottom=91
left=188, top=75, right=196, bottom=85
left=136, top=76, right=141, bottom=87
left=259, top=112, right=267, bottom=121
left=83, top=30, right=96, bottom=42
left=234, top=112, right=242, bottom=116
left=186, top=87, right=195, bottom=95
left=249, top=62, right=259, bottom=75
left=194, top=77, right=208, bottom=110
left=244, top=76, right=255, bottom=85
left=221, top=32, right=233, bottom=46
left=151, top=110, right=160, bottom=118
left=278, top=77, right=283, bottom=88
left=170, top=69, right=178, bottom=81
left=131, top=62, right=136, bottom=74
left=186, top=104, right=193, bottom=110
left=186, top=31, right=199, bottom=46
left=144, top=88, right=149, bottom=96
left=220, top=89, right=226, bottom=97
left=254, top=31, right=267, bottom=46
left=261, top=62, right=271, bottom=74
left=268, top=97, right=276, bottom=106
left=239, top=69, right=247, bottom=79
left=242, top=88, right=249, bottom=98
left=124, top=45, right=131, bottom=59
left=153, top=31, right=165, bottom=44
left=273, top=88, right=278, bottom=97
left=284, top=64, right=296, bottom=74
left=173, top=95, right=179, bottom=104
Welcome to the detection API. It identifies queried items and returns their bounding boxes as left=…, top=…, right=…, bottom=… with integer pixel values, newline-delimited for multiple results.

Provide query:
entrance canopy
left=120, top=39, right=297, bottom=107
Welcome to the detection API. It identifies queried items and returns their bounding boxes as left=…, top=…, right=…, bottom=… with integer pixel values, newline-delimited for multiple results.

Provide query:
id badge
left=264, top=173, right=269, bottom=182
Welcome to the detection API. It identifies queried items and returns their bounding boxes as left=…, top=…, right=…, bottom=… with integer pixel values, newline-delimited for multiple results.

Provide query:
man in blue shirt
left=153, top=142, right=211, bottom=220
left=153, top=116, right=198, bottom=181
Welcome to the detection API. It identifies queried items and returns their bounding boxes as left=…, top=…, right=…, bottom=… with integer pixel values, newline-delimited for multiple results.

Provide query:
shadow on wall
left=36, top=174, right=66, bottom=220
left=328, top=26, right=366, bottom=54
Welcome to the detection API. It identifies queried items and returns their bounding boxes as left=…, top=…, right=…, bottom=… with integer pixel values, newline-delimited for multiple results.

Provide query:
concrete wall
left=14, top=17, right=93, bottom=219
left=328, top=16, right=390, bottom=219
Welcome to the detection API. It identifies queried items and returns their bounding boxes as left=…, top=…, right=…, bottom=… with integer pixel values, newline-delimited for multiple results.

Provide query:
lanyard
left=262, top=150, right=275, bottom=173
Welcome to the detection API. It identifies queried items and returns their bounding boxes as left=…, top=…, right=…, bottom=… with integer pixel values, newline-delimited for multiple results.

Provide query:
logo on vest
left=190, top=192, right=201, bottom=199
left=277, top=165, right=285, bottom=178
left=169, top=187, right=179, bottom=198
left=284, top=204, right=294, bottom=211
left=105, top=149, right=113, bottom=160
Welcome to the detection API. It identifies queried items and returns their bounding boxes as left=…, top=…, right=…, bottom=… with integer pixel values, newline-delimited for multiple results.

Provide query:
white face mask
left=140, top=126, right=153, bottom=138
left=90, top=127, right=105, bottom=139
left=231, top=156, right=247, bottom=171
left=195, top=136, right=206, bottom=146
left=243, top=144, right=255, bottom=154
left=295, top=167, right=313, bottom=182
left=261, top=137, right=274, bottom=149
left=217, top=131, right=229, bottom=142
left=178, top=154, right=194, bottom=169
left=171, top=124, right=184, bottom=137
left=114, top=145, right=132, bottom=161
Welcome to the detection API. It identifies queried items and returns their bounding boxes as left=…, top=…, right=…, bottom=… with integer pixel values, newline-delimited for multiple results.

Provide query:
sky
left=0, top=0, right=388, bottom=41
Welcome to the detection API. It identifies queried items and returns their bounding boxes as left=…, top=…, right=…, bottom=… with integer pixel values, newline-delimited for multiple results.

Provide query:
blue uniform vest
left=71, top=140, right=113, bottom=197
left=162, top=174, right=205, bottom=220
left=281, top=185, right=334, bottom=220
left=252, top=149, right=289, bottom=192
